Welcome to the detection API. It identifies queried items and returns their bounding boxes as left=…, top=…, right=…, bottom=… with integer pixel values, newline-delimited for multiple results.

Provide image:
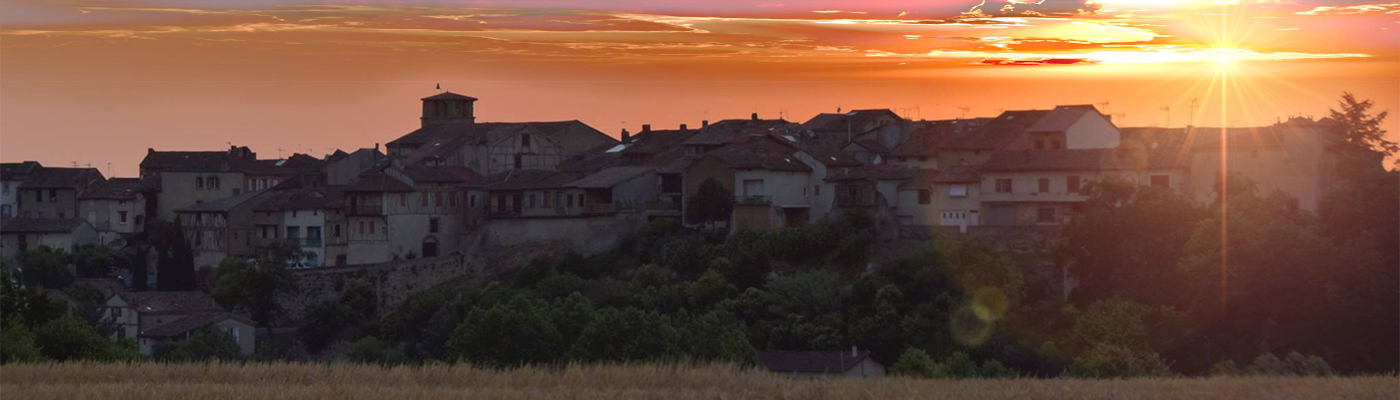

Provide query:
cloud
left=1297, top=2, right=1400, bottom=15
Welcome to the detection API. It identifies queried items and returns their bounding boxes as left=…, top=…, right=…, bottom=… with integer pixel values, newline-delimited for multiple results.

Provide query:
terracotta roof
left=758, top=350, right=877, bottom=374
left=342, top=174, right=414, bottom=193
left=569, top=166, right=655, bottom=189
left=798, top=145, right=863, bottom=167
left=17, top=167, right=104, bottom=190
left=79, top=178, right=148, bottom=200
left=847, top=137, right=891, bottom=155
left=622, top=129, right=698, bottom=156
left=482, top=169, right=575, bottom=191
left=931, top=165, right=981, bottom=183
left=825, top=164, right=919, bottom=182
left=422, top=91, right=477, bottom=101
left=800, top=109, right=901, bottom=132
left=704, top=146, right=811, bottom=172
left=1027, top=105, right=1101, bottom=133
left=558, top=145, right=624, bottom=174
left=0, top=218, right=91, bottom=233
left=140, top=312, right=254, bottom=338
left=176, top=190, right=269, bottom=213
left=114, top=291, right=223, bottom=315
left=682, top=118, right=798, bottom=147
left=403, top=166, right=483, bottom=184
left=889, top=119, right=989, bottom=157
left=140, top=148, right=255, bottom=173
left=934, top=110, right=1052, bottom=151
left=0, top=161, right=42, bottom=181
left=1119, top=119, right=1333, bottom=150
left=253, top=187, right=342, bottom=212
left=981, top=148, right=1189, bottom=172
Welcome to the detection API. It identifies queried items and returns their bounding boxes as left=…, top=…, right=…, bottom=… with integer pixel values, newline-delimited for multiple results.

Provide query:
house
left=977, top=148, right=1189, bottom=226
left=77, top=178, right=151, bottom=245
left=250, top=181, right=346, bottom=267
left=0, top=161, right=43, bottom=218
left=481, top=170, right=585, bottom=218
left=568, top=166, right=671, bottom=215
left=688, top=146, right=814, bottom=231
left=140, top=146, right=258, bottom=221
left=15, top=167, right=105, bottom=220
left=799, top=109, right=906, bottom=149
left=138, top=312, right=256, bottom=357
left=174, top=190, right=272, bottom=278
left=0, top=218, right=99, bottom=266
left=342, top=164, right=471, bottom=264
left=1120, top=117, right=1341, bottom=211
left=103, top=291, right=253, bottom=356
left=386, top=92, right=615, bottom=174
left=758, top=348, right=887, bottom=379
left=886, top=118, right=989, bottom=169
left=325, top=147, right=386, bottom=186
left=825, top=164, right=920, bottom=213
left=894, top=166, right=982, bottom=229
left=680, top=114, right=800, bottom=156
left=792, top=145, right=864, bottom=219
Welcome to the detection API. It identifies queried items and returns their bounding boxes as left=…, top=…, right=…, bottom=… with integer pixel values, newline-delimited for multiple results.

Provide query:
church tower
left=421, top=92, right=477, bottom=127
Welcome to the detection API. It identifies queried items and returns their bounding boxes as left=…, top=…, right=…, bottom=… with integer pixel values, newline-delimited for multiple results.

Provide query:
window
left=286, top=226, right=300, bottom=240
left=521, top=134, right=531, bottom=147
left=1150, top=175, right=1171, bottom=188
left=917, top=189, right=931, bottom=205
left=1038, top=178, right=1050, bottom=193
left=1, top=182, right=7, bottom=194
left=1034, top=140, right=1045, bottom=150
left=567, top=194, right=575, bottom=207
left=421, top=193, right=428, bottom=206
left=334, top=224, right=342, bottom=238
left=1051, top=140, right=1062, bottom=150
left=918, top=157, right=928, bottom=162
left=1037, top=207, right=1056, bottom=223
left=34, top=190, right=41, bottom=203
left=527, top=194, right=536, bottom=209
left=369, top=221, right=375, bottom=234
left=48, top=189, right=57, bottom=202
left=514, top=154, right=523, bottom=169
left=196, top=177, right=204, bottom=189
left=358, top=221, right=365, bottom=234
left=119, top=211, right=128, bottom=223
left=400, top=193, right=407, bottom=206
left=57, top=211, right=65, bottom=218
left=435, top=192, right=443, bottom=206
left=949, top=185, right=968, bottom=198
left=429, top=218, right=439, bottom=233
left=469, top=194, right=477, bottom=208
left=209, top=176, right=220, bottom=189
left=449, top=192, right=458, bottom=207
left=1067, top=175, right=1081, bottom=193
left=995, top=179, right=1012, bottom=193
left=814, top=185, right=820, bottom=196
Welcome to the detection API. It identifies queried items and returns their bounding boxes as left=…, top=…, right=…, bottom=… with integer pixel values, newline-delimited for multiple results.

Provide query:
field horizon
left=2, top=362, right=1396, bottom=400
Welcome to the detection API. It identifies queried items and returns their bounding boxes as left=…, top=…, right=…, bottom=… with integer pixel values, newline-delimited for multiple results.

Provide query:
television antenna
left=1160, top=106, right=1171, bottom=128
left=957, top=106, right=971, bottom=119
left=1188, top=98, right=1200, bottom=127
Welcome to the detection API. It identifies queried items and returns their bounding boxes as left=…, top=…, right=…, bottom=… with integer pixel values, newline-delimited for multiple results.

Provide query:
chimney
left=751, top=113, right=759, bottom=122
left=642, top=124, right=651, bottom=133
left=679, top=123, right=688, bottom=131
left=702, top=120, right=710, bottom=128
left=621, top=128, right=630, bottom=142
left=148, top=148, right=155, bottom=154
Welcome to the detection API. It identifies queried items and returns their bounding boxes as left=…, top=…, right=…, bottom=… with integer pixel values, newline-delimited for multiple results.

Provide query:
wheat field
left=1, top=362, right=1395, bottom=400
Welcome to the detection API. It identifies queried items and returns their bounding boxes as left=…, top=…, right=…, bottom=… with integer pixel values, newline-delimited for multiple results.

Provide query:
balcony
left=287, top=237, right=324, bottom=248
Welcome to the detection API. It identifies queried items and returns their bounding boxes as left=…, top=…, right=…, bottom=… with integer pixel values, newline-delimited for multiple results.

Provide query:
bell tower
left=421, top=92, right=477, bottom=127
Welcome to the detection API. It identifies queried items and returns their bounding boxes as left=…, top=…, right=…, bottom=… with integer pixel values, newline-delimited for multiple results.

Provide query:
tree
left=72, top=245, right=117, bottom=278
left=1327, top=92, right=1396, bottom=172
left=447, top=295, right=564, bottom=366
left=0, top=316, right=44, bottom=363
left=155, top=218, right=197, bottom=290
left=686, top=178, right=734, bottom=230
left=210, top=243, right=298, bottom=331
left=0, top=271, right=64, bottom=329
left=154, top=327, right=242, bottom=362
left=298, top=299, right=357, bottom=354
left=569, top=307, right=681, bottom=362
left=21, top=246, right=73, bottom=288
left=32, top=315, right=133, bottom=362
left=1068, top=343, right=1173, bottom=378
left=890, top=347, right=939, bottom=378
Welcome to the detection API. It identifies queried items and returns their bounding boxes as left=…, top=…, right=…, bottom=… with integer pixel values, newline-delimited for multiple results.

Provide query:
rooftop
left=113, top=291, right=223, bottom=315
left=758, top=350, right=876, bottom=374
left=0, top=218, right=91, bottom=233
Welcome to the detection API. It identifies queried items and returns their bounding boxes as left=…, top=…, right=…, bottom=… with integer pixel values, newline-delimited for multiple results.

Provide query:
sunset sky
left=2, top=0, right=1397, bottom=176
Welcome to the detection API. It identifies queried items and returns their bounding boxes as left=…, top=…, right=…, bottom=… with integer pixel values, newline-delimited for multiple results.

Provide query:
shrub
left=0, top=317, right=44, bottom=363
left=154, top=328, right=242, bottom=362
left=1241, top=352, right=1335, bottom=376
left=890, top=348, right=939, bottom=378
left=1068, top=344, right=1173, bottom=378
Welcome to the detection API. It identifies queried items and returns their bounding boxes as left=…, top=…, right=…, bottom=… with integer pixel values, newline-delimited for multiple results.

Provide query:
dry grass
left=1, top=362, right=1395, bottom=400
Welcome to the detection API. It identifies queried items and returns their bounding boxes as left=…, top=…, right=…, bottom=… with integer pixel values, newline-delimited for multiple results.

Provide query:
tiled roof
left=558, top=144, right=624, bottom=174
left=1027, top=105, right=1100, bottom=133
left=681, top=118, right=798, bottom=147
left=800, top=109, right=901, bottom=132
left=798, top=145, right=863, bottom=167
left=482, top=169, right=575, bottom=191
left=175, top=190, right=268, bottom=213
left=342, top=173, right=414, bottom=193
left=140, top=148, right=253, bottom=173
left=422, top=91, right=478, bottom=101
left=930, top=165, right=981, bottom=183
left=1119, top=119, right=1333, bottom=150
left=569, top=166, right=655, bottom=189
left=704, top=146, right=811, bottom=172
left=403, top=166, right=483, bottom=184
left=933, top=110, right=1052, bottom=151
left=253, top=187, right=342, bottom=212
left=0, top=161, right=42, bottom=181
left=847, top=137, right=891, bottom=155
left=0, top=218, right=91, bottom=233
left=140, top=312, right=254, bottom=338
left=758, top=350, right=876, bottom=374
left=17, top=167, right=104, bottom=190
left=78, top=178, right=149, bottom=200
left=622, top=129, right=698, bottom=156
left=114, top=291, right=223, bottom=314
left=825, top=164, right=919, bottom=182
left=981, top=148, right=1189, bottom=172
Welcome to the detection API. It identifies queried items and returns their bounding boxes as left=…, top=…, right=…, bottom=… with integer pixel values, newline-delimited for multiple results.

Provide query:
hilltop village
left=0, top=91, right=1353, bottom=365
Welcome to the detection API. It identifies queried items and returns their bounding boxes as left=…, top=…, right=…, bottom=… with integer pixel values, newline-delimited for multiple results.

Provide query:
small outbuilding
left=758, top=348, right=887, bottom=379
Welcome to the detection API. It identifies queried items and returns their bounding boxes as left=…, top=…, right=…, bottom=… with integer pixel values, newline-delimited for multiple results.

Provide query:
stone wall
left=278, top=253, right=480, bottom=320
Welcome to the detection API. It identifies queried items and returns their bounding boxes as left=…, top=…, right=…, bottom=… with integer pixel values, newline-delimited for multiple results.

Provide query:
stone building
left=77, top=178, right=151, bottom=245
left=15, top=167, right=105, bottom=219
left=0, top=161, right=43, bottom=218
left=0, top=218, right=99, bottom=266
